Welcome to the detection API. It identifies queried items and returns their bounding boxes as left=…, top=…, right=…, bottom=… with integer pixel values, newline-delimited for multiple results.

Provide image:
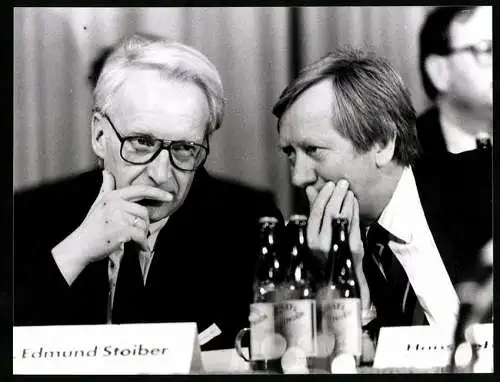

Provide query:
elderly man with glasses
left=14, top=33, right=282, bottom=350
left=416, top=6, right=492, bottom=320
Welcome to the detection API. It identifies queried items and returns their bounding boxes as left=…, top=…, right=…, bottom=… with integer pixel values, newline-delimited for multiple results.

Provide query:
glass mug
left=235, top=301, right=317, bottom=374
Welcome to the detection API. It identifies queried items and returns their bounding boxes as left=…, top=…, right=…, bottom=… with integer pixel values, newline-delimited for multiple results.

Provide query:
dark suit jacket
left=14, top=168, right=283, bottom=351
left=369, top=107, right=494, bottom=328
left=416, top=107, right=492, bottom=279
left=416, top=107, right=448, bottom=158
left=364, top=106, right=491, bottom=329
left=364, top=157, right=492, bottom=331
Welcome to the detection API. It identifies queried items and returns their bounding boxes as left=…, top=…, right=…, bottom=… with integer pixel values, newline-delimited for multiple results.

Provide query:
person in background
left=418, top=6, right=492, bottom=156
left=14, top=33, right=282, bottom=350
left=450, top=237, right=493, bottom=372
left=417, top=6, right=492, bottom=290
left=272, top=47, right=490, bottom=339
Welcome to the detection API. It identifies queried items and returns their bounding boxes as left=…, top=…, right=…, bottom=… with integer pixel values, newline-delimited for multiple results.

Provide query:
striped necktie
left=362, top=223, right=423, bottom=326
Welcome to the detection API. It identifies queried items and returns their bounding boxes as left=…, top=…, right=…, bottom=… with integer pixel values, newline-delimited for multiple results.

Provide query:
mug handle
left=234, top=327, right=251, bottom=362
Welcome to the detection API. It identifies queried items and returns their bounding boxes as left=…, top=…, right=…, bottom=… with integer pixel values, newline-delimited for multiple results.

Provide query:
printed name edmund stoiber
left=20, top=344, right=169, bottom=358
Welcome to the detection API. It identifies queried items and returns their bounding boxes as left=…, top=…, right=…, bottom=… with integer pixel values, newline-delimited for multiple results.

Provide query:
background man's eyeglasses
left=445, top=40, right=492, bottom=66
left=99, top=112, right=209, bottom=172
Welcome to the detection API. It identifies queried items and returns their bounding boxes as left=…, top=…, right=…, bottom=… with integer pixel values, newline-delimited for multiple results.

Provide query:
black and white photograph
left=12, top=6, right=493, bottom=375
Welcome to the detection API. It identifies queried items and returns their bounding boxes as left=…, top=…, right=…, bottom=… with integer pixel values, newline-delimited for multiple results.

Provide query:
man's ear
left=374, top=136, right=396, bottom=168
left=424, top=54, right=450, bottom=94
left=91, top=112, right=107, bottom=160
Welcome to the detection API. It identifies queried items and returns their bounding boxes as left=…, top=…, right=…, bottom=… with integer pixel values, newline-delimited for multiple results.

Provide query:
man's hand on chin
left=51, top=169, right=172, bottom=285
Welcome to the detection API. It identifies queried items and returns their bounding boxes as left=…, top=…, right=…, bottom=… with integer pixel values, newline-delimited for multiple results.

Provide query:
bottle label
left=275, top=299, right=317, bottom=356
left=249, top=303, right=286, bottom=361
left=322, top=298, right=361, bottom=356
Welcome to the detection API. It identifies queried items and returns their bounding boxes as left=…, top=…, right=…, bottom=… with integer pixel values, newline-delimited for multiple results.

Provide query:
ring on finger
left=133, top=217, right=140, bottom=227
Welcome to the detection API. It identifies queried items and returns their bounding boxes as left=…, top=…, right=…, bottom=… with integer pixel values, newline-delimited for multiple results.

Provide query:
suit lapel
left=413, top=164, right=461, bottom=286
left=417, top=107, right=448, bottom=157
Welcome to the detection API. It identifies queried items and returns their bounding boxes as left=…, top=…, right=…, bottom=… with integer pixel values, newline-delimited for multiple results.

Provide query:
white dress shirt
left=106, top=217, right=169, bottom=323
left=376, top=166, right=460, bottom=337
left=440, top=113, right=479, bottom=154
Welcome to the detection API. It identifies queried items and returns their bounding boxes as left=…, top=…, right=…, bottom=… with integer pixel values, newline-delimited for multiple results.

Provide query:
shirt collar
left=149, top=216, right=169, bottom=237
left=145, top=216, right=170, bottom=256
left=377, top=166, right=419, bottom=244
left=439, top=112, right=478, bottom=154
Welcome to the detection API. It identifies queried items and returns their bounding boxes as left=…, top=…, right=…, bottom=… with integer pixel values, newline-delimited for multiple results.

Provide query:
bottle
left=316, top=218, right=362, bottom=368
left=249, top=216, right=286, bottom=370
left=253, top=216, right=284, bottom=303
left=449, top=303, right=478, bottom=373
left=475, top=132, right=492, bottom=151
left=280, top=214, right=314, bottom=300
left=276, top=215, right=317, bottom=373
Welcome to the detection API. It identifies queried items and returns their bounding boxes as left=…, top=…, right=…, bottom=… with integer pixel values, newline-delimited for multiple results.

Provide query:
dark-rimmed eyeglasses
left=445, top=40, right=492, bottom=66
left=97, top=111, right=209, bottom=172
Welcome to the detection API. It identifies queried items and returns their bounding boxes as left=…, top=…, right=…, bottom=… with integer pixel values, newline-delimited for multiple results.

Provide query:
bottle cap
left=476, top=132, right=491, bottom=142
left=258, top=216, right=279, bottom=224
left=330, top=353, right=357, bottom=374
left=475, top=132, right=492, bottom=150
left=289, top=214, right=308, bottom=223
left=333, top=217, right=349, bottom=226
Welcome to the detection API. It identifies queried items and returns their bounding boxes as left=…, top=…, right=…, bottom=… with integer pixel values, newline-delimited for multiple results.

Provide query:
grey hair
left=93, top=33, right=225, bottom=134
left=273, top=47, right=420, bottom=166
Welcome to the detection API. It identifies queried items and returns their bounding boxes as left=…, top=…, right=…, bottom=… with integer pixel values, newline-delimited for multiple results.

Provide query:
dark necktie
left=362, top=223, right=423, bottom=327
left=112, top=242, right=145, bottom=324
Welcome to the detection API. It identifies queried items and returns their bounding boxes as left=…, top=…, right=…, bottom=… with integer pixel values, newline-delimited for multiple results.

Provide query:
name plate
left=373, top=324, right=493, bottom=371
left=13, top=323, right=203, bottom=375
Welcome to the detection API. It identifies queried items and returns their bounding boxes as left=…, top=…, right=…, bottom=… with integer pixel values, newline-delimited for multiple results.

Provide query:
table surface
left=199, top=348, right=449, bottom=374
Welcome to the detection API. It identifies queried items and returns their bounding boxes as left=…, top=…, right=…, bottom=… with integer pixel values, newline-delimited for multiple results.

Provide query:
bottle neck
left=328, top=242, right=348, bottom=283
left=255, top=230, right=281, bottom=283
left=326, top=229, right=356, bottom=285
left=285, top=226, right=309, bottom=283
